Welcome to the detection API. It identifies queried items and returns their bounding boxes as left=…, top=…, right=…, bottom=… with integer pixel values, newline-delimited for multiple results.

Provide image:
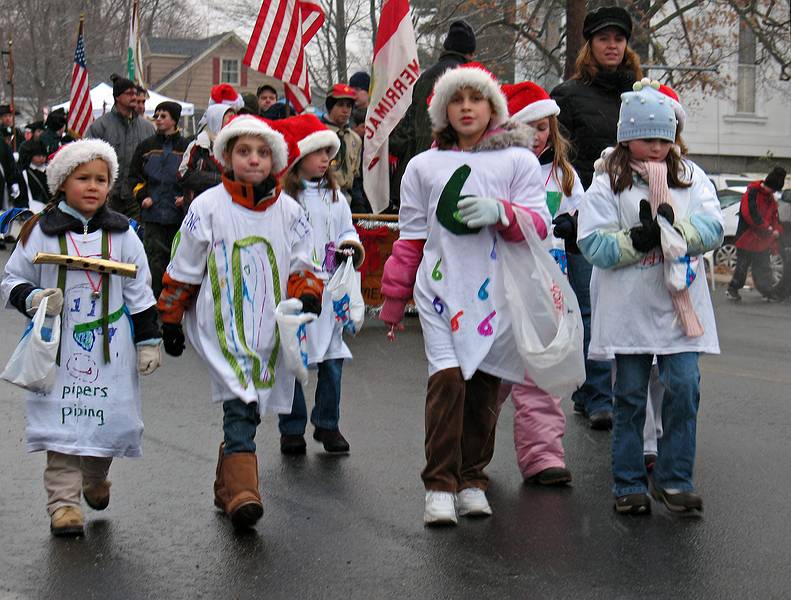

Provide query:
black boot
left=313, top=427, right=350, bottom=453
left=280, top=434, right=307, bottom=455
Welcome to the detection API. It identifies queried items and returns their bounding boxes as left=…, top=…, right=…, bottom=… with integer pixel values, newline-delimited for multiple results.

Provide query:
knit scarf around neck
left=630, top=160, right=704, bottom=338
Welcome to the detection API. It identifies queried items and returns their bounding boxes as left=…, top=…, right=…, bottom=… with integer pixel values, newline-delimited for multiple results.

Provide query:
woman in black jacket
left=549, top=6, right=643, bottom=429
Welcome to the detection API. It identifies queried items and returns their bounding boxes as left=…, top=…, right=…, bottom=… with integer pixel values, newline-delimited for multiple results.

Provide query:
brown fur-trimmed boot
left=213, top=442, right=226, bottom=510
left=220, top=452, right=263, bottom=529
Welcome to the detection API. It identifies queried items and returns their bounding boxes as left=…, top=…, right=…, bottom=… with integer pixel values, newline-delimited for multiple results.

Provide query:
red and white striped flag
left=67, top=17, right=94, bottom=138
left=363, top=0, right=420, bottom=212
left=243, top=0, right=325, bottom=114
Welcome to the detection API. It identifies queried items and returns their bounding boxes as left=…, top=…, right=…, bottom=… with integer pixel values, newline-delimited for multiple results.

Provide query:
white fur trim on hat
left=511, top=98, right=560, bottom=124
left=428, top=65, right=509, bottom=131
left=213, top=115, right=288, bottom=173
left=47, top=139, right=119, bottom=195
left=298, top=130, right=340, bottom=161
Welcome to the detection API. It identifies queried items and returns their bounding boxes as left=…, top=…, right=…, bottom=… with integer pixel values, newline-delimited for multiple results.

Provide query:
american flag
left=243, top=0, right=325, bottom=114
left=67, top=18, right=94, bottom=138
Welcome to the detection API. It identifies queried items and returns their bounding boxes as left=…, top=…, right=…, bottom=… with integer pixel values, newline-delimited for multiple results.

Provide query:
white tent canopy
left=52, top=82, right=194, bottom=119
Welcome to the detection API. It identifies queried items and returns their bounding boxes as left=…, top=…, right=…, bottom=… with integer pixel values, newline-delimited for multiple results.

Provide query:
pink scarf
left=630, top=160, right=704, bottom=338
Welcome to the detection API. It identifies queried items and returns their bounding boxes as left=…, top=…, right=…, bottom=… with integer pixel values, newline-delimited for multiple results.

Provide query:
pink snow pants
left=498, top=375, right=566, bottom=479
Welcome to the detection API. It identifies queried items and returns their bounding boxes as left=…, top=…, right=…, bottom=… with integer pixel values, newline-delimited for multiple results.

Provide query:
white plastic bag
left=658, top=215, right=698, bottom=293
left=1, top=295, right=61, bottom=393
left=498, top=210, right=585, bottom=398
left=275, top=298, right=317, bottom=387
left=326, top=256, right=365, bottom=335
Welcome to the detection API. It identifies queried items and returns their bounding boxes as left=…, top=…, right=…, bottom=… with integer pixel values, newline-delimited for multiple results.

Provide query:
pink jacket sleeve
left=496, top=202, right=548, bottom=243
left=379, top=238, right=425, bottom=325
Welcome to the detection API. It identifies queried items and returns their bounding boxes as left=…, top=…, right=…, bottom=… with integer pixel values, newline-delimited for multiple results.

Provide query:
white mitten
left=457, top=196, right=509, bottom=228
left=137, top=343, right=162, bottom=376
left=28, top=288, right=63, bottom=316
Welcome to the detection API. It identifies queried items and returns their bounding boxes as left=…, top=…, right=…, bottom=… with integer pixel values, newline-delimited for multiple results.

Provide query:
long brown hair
left=571, top=42, right=643, bottom=84
left=281, top=158, right=340, bottom=202
left=604, top=143, right=692, bottom=194
left=546, top=117, right=577, bottom=197
left=17, top=199, right=59, bottom=246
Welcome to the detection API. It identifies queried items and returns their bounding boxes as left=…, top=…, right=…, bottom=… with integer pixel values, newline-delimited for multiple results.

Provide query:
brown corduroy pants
left=421, top=368, right=501, bottom=493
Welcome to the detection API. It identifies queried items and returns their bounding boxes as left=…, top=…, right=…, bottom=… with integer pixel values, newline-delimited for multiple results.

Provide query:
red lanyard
left=66, top=231, right=111, bottom=298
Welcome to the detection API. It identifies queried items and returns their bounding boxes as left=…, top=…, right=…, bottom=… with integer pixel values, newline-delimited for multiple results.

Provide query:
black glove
left=161, top=322, right=185, bottom=357
left=656, top=202, right=674, bottom=225
left=299, top=294, right=322, bottom=316
left=629, top=199, right=661, bottom=253
left=552, top=213, right=580, bottom=254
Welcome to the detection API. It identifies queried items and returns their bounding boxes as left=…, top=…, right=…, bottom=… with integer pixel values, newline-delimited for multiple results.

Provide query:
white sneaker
left=456, top=487, right=492, bottom=517
left=423, top=491, right=458, bottom=525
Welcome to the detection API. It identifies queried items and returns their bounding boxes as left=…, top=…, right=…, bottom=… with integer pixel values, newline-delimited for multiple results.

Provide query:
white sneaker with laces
left=423, top=491, right=458, bottom=525
left=456, top=487, right=492, bottom=517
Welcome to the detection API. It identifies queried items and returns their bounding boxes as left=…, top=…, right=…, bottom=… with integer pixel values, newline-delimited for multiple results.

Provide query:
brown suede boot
left=213, top=442, right=226, bottom=510
left=50, top=506, right=85, bottom=537
left=82, top=480, right=111, bottom=510
left=220, top=452, right=263, bottom=529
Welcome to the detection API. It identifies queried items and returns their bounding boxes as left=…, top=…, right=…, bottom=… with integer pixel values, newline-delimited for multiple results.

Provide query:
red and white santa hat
left=213, top=115, right=288, bottom=173
left=428, top=62, right=509, bottom=131
left=270, top=114, right=341, bottom=173
left=501, top=81, right=560, bottom=124
left=208, top=83, right=245, bottom=112
left=657, top=82, right=686, bottom=133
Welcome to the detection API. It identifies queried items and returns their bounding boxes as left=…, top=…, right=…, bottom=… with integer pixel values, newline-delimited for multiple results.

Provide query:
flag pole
left=6, top=36, right=15, bottom=151
left=67, top=14, right=86, bottom=139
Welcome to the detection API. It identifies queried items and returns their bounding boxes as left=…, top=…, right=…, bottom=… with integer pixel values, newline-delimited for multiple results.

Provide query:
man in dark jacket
left=128, top=101, right=188, bottom=297
left=86, top=74, right=156, bottom=220
left=388, top=20, right=476, bottom=210
left=727, top=167, right=786, bottom=302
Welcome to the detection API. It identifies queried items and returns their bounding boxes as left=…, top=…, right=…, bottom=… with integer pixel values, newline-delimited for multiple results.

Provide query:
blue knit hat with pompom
left=617, top=78, right=677, bottom=143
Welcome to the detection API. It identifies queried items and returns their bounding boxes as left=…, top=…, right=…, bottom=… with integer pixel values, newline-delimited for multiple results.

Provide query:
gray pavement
left=1, top=264, right=790, bottom=599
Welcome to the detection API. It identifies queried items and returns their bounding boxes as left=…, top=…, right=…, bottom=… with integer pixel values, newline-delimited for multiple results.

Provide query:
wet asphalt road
left=0, top=266, right=790, bottom=599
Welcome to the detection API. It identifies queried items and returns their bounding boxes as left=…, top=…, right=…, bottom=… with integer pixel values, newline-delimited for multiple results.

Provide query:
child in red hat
left=270, top=114, right=365, bottom=455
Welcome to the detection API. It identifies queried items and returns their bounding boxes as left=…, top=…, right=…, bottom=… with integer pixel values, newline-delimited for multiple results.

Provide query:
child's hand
left=457, top=197, right=509, bottom=228
left=29, top=288, right=63, bottom=316
left=141, top=197, right=154, bottom=209
left=629, top=199, right=661, bottom=253
left=299, top=294, right=322, bottom=316
left=161, top=323, right=185, bottom=356
left=137, top=343, right=162, bottom=376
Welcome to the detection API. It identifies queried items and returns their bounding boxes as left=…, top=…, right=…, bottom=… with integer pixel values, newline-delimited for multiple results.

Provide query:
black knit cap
left=110, top=73, right=136, bottom=98
left=583, top=6, right=632, bottom=41
left=349, top=71, right=370, bottom=91
left=27, top=140, right=47, bottom=157
left=764, top=166, right=787, bottom=192
left=155, top=100, right=182, bottom=123
left=443, top=20, right=476, bottom=55
left=45, top=108, right=67, bottom=131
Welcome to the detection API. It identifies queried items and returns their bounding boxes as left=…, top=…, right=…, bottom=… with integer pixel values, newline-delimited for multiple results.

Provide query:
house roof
left=145, top=33, right=227, bottom=58
left=145, top=32, right=241, bottom=91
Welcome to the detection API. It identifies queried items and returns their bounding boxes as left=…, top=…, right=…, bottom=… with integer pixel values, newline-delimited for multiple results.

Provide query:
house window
left=736, top=18, right=757, bottom=114
left=221, top=59, right=239, bottom=85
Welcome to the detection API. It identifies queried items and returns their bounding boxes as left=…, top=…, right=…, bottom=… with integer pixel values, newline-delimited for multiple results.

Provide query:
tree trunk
left=564, top=0, right=586, bottom=80
left=370, top=0, right=378, bottom=51
left=335, top=0, right=347, bottom=82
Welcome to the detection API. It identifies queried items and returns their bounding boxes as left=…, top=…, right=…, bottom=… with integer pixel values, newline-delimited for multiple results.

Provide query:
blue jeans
left=566, top=253, right=613, bottom=416
left=279, top=359, right=343, bottom=435
left=612, top=353, right=700, bottom=496
left=223, top=399, right=261, bottom=454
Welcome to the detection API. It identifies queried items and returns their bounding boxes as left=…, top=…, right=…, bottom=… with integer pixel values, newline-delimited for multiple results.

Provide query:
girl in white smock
left=577, top=79, right=723, bottom=515
left=380, top=63, right=550, bottom=525
left=273, top=114, right=365, bottom=455
left=1, top=140, right=161, bottom=537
